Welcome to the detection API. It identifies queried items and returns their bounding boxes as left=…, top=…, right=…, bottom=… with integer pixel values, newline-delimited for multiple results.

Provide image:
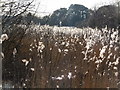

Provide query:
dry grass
left=3, top=25, right=120, bottom=88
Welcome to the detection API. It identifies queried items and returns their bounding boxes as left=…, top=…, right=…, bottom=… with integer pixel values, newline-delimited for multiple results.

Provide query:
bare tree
left=2, top=0, right=36, bottom=88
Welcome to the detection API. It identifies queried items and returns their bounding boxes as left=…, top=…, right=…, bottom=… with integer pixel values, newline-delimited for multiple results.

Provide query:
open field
left=2, top=25, right=120, bottom=88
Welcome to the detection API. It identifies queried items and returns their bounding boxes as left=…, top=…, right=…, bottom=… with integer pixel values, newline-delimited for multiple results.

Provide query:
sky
left=34, top=0, right=115, bottom=16
left=2, top=0, right=116, bottom=16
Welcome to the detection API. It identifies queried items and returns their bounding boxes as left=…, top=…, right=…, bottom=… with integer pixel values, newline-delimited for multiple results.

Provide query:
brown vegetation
left=2, top=26, right=120, bottom=88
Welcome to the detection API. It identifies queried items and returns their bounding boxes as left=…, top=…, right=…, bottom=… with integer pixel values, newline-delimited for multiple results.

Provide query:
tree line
left=3, top=2, right=120, bottom=30
left=25, top=3, right=120, bottom=30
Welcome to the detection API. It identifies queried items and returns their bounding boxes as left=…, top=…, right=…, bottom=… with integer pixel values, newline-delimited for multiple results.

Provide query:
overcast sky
left=34, top=0, right=115, bottom=14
